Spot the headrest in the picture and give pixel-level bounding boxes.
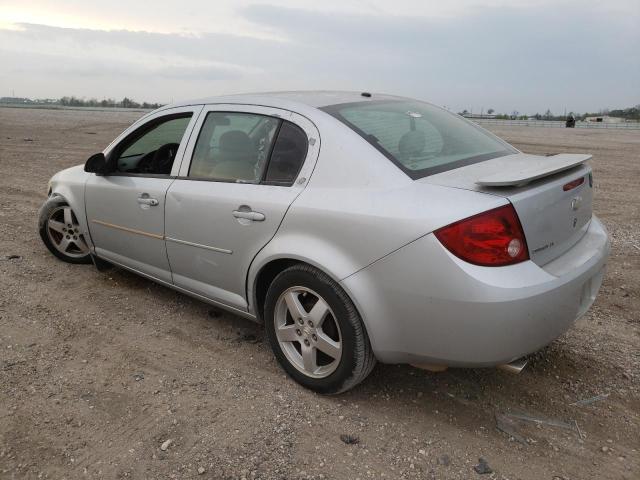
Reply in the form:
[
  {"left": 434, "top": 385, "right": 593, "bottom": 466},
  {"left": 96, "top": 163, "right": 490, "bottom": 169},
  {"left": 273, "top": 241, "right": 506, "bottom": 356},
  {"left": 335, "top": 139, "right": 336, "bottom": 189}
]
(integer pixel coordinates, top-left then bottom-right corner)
[{"left": 219, "top": 131, "right": 255, "bottom": 155}]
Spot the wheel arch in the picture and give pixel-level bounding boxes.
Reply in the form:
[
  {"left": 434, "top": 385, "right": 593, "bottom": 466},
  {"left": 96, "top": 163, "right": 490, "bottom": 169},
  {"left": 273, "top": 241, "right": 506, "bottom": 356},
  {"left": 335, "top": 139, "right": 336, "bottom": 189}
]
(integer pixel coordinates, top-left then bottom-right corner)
[
  {"left": 39, "top": 192, "right": 71, "bottom": 227},
  {"left": 46, "top": 166, "right": 93, "bottom": 250},
  {"left": 250, "top": 255, "right": 346, "bottom": 323},
  {"left": 47, "top": 188, "right": 92, "bottom": 250},
  {"left": 248, "top": 252, "right": 380, "bottom": 365},
  {"left": 247, "top": 228, "right": 376, "bottom": 322},
  {"left": 38, "top": 192, "right": 93, "bottom": 264}
]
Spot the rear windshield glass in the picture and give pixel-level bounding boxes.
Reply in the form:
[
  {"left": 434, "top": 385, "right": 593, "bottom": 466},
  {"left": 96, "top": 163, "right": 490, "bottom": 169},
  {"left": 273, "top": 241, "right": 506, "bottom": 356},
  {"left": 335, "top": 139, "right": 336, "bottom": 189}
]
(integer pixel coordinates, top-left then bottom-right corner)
[{"left": 322, "top": 100, "right": 517, "bottom": 179}]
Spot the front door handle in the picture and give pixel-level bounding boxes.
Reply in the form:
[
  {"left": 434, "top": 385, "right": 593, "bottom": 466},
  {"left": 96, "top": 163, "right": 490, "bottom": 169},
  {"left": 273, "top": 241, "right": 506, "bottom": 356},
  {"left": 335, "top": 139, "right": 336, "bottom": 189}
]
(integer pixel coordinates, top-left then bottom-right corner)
[
  {"left": 137, "top": 195, "right": 159, "bottom": 206},
  {"left": 232, "top": 210, "right": 265, "bottom": 221}
]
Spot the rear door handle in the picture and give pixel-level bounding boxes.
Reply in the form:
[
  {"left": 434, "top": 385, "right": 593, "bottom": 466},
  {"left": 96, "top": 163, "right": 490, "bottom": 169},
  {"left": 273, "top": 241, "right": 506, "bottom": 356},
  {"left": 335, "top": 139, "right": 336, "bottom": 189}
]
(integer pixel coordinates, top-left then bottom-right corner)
[
  {"left": 232, "top": 210, "right": 265, "bottom": 221},
  {"left": 137, "top": 195, "right": 159, "bottom": 206}
]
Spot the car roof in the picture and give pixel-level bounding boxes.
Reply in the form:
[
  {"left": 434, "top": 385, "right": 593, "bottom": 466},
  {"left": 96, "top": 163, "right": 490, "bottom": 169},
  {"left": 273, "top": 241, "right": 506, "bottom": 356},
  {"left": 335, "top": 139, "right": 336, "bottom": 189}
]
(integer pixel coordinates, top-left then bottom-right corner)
[{"left": 165, "top": 90, "right": 407, "bottom": 112}]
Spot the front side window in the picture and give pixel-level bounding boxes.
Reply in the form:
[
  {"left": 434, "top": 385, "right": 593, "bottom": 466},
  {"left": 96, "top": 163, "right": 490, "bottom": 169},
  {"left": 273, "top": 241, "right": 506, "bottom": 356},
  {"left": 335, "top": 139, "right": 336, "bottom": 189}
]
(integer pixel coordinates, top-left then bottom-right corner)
[
  {"left": 113, "top": 114, "right": 192, "bottom": 175},
  {"left": 189, "top": 112, "right": 280, "bottom": 182},
  {"left": 322, "top": 100, "right": 516, "bottom": 179}
]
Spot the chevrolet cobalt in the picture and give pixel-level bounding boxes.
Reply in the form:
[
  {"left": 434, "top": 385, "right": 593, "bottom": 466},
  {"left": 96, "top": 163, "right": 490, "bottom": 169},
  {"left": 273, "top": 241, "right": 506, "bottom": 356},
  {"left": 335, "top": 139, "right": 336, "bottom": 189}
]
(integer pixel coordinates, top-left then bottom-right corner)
[{"left": 39, "top": 92, "right": 610, "bottom": 393}]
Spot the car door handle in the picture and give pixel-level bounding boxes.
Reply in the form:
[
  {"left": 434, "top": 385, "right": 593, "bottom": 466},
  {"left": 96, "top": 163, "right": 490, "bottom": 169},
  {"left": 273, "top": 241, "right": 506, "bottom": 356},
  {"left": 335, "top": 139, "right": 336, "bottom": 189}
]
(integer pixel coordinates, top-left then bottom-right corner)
[
  {"left": 137, "top": 196, "right": 159, "bottom": 206},
  {"left": 232, "top": 210, "right": 265, "bottom": 221}
]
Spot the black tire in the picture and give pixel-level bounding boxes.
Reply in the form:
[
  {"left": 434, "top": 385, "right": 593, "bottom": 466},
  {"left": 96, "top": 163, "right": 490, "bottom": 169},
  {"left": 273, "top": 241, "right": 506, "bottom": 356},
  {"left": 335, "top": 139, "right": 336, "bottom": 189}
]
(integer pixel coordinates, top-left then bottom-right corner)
[
  {"left": 38, "top": 196, "right": 92, "bottom": 264},
  {"left": 264, "top": 264, "right": 376, "bottom": 394}
]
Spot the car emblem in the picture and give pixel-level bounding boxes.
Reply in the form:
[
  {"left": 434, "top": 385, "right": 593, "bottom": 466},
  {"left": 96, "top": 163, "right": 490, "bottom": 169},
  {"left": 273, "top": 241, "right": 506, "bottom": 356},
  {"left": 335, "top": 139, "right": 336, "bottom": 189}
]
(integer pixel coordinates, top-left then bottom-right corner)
[{"left": 571, "top": 196, "right": 582, "bottom": 211}]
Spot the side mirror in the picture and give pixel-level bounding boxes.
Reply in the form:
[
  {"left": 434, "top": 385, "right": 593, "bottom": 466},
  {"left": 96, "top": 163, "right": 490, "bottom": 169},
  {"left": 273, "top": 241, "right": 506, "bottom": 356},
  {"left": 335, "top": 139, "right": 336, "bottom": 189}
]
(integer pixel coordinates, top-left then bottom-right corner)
[{"left": 84, "top": 152, "right": 108, "bottom": 175}]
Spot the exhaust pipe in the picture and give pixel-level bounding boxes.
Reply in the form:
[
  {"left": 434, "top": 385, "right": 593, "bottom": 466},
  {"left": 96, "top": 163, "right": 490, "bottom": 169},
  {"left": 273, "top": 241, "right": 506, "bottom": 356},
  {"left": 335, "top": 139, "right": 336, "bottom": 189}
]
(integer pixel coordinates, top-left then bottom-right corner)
[{"left": 497, "top": 358, "right": 528, "bottom": 374}]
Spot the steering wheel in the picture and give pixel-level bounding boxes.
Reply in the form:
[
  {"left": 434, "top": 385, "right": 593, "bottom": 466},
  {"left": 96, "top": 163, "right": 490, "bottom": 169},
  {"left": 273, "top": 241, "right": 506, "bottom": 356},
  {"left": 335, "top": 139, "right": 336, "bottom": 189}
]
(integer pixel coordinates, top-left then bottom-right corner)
[
  {"left": 151, "top": 143, "right": 180, "bottom": 175},
  {"left": 132, "top": 143, "right": 180, "bottom": 174},
  {"left": 135, "top": 150, "right": 157, "bottom": 173}
]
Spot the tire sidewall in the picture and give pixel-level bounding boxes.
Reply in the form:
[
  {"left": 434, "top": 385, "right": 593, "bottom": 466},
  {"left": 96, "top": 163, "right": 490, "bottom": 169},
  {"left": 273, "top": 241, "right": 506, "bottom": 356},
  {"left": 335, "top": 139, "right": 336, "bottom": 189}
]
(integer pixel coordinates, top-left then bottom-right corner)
[
  {"left": 265, "top": 266, "right": 360, "bottom": 394},
  {"left": 38, "top": 196, "right": 92, "bottom": 264}
]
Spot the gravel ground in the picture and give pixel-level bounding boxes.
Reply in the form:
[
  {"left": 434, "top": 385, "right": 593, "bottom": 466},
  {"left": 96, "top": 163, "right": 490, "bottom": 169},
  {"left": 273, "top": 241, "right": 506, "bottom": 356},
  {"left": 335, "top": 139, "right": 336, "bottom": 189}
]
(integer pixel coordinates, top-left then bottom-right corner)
[{"left": 0, "top": 107, "right": 638, "bottom": 480}]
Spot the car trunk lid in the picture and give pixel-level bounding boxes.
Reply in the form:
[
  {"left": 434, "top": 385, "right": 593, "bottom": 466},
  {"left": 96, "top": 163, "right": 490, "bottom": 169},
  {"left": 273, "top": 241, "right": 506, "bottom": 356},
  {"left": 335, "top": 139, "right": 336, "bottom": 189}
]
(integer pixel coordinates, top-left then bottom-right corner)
[{"left": 421, "top": 153, "right": 593, "bottom": 266}]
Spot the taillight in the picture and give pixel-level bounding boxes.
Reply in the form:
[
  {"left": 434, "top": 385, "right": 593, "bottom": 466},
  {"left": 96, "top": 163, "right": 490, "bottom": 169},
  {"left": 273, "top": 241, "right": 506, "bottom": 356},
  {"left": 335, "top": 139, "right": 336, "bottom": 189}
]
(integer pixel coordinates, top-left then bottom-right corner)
[
  {"left": 563, "top": 177, "right": 584, "bottom": 191},
  {"left": 434, "top": 204, "right": 529, "bottom": 266}
]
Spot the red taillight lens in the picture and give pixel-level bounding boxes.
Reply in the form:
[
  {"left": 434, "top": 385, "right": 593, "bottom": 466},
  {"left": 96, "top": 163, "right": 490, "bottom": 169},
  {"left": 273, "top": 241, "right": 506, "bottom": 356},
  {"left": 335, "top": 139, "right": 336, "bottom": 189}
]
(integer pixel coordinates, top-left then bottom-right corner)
[
  {"left": 434, "top": 204, "right": 529, "bottom": 266},
  {"left": 563, "top": 177, "right": 584, "bottom": 191}
]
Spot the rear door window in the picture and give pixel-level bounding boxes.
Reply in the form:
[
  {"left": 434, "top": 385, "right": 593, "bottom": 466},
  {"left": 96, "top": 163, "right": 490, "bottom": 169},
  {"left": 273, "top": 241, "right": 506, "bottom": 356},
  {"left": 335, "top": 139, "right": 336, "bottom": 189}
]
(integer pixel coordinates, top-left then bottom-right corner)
[
  {"left": 189, "top": 112, "right": 280, "bottom": 183},
  {"left": 189, "top": 112, "right": 308, "bottom": 186}
]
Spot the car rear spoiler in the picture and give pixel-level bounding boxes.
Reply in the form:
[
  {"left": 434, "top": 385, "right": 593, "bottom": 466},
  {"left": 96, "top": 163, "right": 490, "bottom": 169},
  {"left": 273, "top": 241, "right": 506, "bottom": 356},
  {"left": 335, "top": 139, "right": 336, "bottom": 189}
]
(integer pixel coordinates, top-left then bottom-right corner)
[{"left": 476, "top": 153, "right": 592, "bottom": 187}]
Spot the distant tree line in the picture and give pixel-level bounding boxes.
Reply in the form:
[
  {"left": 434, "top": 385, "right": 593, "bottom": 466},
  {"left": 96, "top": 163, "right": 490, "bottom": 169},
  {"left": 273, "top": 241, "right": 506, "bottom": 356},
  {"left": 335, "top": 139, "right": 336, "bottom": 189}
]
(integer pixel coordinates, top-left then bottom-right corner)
[
  {"left": 58, "top": 96, "right": 162, "bottom": 109},
  {"left": 460, "top": 105, "right": 640, "bottom": 122},
  {"left": 582, "top": 106, "right": 640, "bottom": 121}
]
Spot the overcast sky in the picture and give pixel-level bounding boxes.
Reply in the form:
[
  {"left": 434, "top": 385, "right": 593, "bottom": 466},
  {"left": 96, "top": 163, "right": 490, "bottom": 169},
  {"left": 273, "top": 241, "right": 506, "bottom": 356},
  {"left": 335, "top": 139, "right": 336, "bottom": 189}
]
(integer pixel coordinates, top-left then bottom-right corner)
[{"left": 0, "top": 0, "right": 638, "bottom": 113}]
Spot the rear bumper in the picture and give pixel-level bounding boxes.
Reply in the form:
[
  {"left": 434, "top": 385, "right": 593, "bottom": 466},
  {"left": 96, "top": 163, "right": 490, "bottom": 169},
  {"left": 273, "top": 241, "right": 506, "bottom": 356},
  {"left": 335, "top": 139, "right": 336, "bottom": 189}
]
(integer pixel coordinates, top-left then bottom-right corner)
[{"left": 341, "top": 216, "right": 610, "bottom": 366}]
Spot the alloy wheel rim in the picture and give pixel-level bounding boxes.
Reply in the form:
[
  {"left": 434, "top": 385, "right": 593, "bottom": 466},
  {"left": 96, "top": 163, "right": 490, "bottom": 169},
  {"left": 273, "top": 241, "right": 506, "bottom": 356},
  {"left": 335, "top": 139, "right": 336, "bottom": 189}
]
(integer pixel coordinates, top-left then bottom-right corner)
[
  {"left": 274, "top": 286, "right": 342, "bottom": 379},
  {"left": 46, "top": 206, "right": 90, "bottom": 258}
]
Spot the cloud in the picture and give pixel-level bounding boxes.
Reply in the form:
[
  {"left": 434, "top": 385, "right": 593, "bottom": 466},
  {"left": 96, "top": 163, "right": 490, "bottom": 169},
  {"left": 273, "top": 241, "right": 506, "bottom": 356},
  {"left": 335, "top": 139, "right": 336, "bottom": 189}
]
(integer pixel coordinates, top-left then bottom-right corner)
[
  {"left": 0, "top": 1, "right": 638, "bottom": 112},
  {"left": 2, "top": 23, "right": 263, "bottom": 76},
  {"left": 240, "top": 3, "right": 640, "bottom": 112}
]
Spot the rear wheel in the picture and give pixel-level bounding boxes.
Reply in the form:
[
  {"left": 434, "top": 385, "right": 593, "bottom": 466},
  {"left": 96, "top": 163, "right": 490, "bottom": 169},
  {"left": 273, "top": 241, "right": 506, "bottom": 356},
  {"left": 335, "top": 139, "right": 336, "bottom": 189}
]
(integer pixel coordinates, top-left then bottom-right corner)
[
  {"left": 264, "top": 264, "right": 376, "bottom": 394},
  {"left": 38, "top": 197, "right": 91, "bottom": 264}
]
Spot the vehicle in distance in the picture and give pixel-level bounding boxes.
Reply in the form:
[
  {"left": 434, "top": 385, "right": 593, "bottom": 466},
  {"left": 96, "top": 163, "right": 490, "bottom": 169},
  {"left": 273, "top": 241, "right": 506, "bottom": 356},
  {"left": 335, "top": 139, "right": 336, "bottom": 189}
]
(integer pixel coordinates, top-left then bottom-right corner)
[{"left": 39, "top": 91, "right": 610, "bottom": 393}]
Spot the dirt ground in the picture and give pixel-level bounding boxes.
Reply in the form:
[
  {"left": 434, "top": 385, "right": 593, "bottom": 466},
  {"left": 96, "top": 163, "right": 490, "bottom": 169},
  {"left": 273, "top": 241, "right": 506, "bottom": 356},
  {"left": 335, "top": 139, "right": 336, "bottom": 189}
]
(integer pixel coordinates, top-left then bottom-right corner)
[{"left": 0, "top": 107, "right": 638, "bottom": 480}]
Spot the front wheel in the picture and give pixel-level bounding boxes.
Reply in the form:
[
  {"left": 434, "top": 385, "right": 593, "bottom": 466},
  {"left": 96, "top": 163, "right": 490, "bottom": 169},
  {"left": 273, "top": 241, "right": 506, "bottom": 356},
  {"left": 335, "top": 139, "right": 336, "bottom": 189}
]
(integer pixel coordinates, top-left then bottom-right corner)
[
  {"left": 38, "top": 196, "right": 92, "bottom": 264},
  {"left": 264, "top": 264, "right": 376, "bottom": 394}
]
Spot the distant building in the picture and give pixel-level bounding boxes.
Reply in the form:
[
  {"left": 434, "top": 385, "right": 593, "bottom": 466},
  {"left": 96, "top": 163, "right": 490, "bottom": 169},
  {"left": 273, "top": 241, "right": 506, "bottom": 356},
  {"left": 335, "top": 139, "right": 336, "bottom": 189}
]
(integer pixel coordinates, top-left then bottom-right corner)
[{"left": 0, "top": 97, "right": 33, "bottom": 104}]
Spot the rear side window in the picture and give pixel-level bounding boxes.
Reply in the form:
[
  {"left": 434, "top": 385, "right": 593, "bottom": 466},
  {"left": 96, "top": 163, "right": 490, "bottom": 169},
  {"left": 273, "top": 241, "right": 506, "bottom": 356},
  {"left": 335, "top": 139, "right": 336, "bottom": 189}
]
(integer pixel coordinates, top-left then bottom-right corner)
[
  {"left": 264, "top": 122, "right": 308, "bottom": 186},
  {"left": 322, "top": 100, "right": 516, "bottom": 179}
]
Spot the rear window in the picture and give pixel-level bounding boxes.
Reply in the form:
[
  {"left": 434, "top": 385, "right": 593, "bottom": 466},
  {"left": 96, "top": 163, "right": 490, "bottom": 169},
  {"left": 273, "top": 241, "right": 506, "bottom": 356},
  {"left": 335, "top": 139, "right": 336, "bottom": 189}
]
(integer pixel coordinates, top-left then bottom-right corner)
[{"left": 322, "top": 100, "right": 517, "bottom": 179}]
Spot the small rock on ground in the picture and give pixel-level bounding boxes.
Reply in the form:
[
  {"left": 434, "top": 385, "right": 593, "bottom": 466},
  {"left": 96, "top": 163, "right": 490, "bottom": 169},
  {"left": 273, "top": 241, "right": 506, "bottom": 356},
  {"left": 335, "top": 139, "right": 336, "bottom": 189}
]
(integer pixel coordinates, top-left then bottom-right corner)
[
  {"left": 474, "top": 457, "right": 493, "bottom": 474},
  {"left": 340, "top": 434, "right": 359, "bottom": 445}
]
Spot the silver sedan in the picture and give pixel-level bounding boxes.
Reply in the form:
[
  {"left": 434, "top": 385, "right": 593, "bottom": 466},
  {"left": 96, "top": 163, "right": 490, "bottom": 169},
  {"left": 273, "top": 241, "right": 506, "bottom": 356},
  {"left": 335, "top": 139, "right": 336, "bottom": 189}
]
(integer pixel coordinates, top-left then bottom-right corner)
[{"left": 39, "top": 91, "right": 610, "bottom": 393}]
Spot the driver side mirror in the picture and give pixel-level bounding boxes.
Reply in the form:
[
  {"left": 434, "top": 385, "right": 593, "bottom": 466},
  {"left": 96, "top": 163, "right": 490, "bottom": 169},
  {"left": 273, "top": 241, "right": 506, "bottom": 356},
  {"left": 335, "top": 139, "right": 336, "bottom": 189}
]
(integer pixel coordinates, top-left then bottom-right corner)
[{"left": 84, "top": 152, "right": 108, "bottom": 175}]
